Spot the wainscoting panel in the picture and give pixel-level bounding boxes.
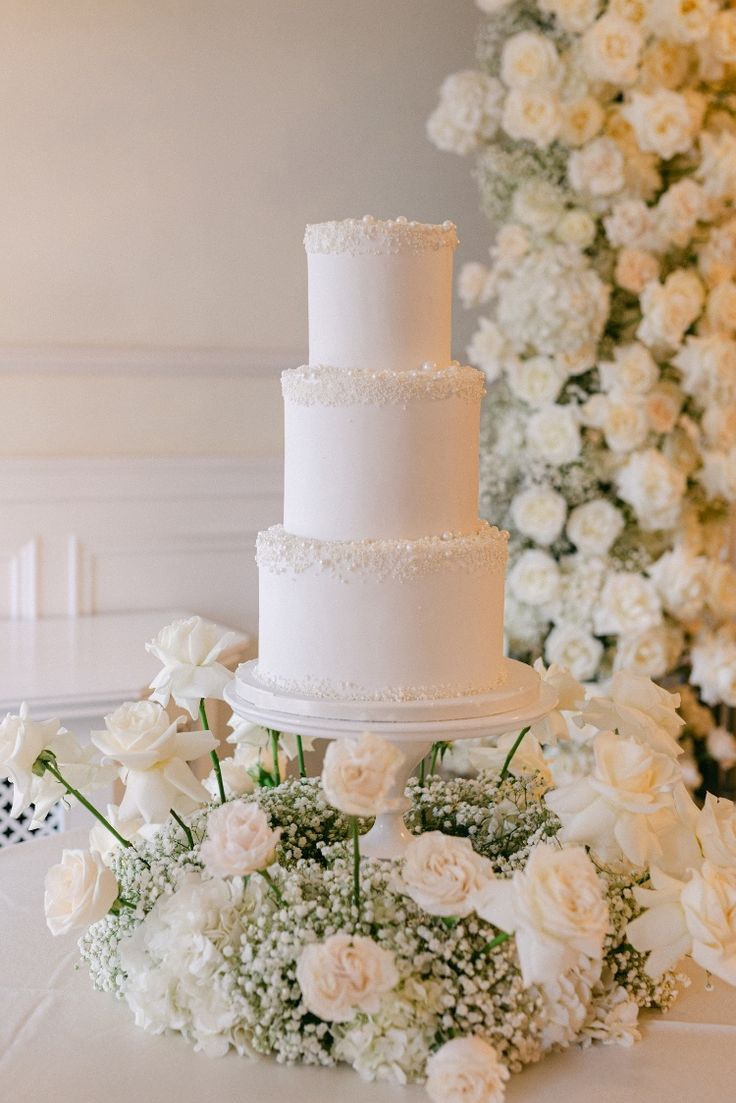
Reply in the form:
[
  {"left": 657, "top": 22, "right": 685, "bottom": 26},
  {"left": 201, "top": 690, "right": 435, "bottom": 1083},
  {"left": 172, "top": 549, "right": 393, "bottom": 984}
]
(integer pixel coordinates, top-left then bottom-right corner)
[{"left": 0, "top": 457, "right": 282, "bottom": 632}]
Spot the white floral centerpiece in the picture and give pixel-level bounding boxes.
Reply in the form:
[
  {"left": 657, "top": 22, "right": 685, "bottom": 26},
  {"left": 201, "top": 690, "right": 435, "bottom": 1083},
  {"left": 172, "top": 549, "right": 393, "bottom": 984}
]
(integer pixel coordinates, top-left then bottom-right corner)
[
  {"left": 428, "top": 0, "right": 736, "bottom": 781},
  {"left": 3, "top": 617, "right": 736, "bottom": 1101}
]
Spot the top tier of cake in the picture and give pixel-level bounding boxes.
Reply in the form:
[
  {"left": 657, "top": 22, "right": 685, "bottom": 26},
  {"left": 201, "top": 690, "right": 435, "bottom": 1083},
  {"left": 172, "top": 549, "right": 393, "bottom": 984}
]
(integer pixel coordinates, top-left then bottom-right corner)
[{"left": 305, "top": 215, "right": 458, "bottom": 372}]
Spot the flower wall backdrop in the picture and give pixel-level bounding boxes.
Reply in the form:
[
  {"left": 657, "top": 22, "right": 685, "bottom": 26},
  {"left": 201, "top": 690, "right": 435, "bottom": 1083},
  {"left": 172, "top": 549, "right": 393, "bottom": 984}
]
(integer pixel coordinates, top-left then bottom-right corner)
[{"left": 428, "top": 0, "right": 736, "bottom": 781}]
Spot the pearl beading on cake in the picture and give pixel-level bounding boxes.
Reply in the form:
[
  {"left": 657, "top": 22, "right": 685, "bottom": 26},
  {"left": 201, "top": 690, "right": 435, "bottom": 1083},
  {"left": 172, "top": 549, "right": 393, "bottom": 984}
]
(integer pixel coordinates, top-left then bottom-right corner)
[
  {"left": 256, "top": 523, "right": 508, "bottom": 583},
  {"left": 251, "top": 664, "right": 510, "bottom": 703},
  {"left": 282, "top": 362, "right": 485, "bottom": 407},
  {"left": 304, "top": 215, "right": 458, "bottom": 256}
]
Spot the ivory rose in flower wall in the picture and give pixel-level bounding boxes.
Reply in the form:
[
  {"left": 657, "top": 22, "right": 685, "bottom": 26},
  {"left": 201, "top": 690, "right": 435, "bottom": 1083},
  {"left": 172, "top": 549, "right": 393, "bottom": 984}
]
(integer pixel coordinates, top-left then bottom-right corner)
[{"left": 428, "top": 0, "right": 736, "bottom": 775}]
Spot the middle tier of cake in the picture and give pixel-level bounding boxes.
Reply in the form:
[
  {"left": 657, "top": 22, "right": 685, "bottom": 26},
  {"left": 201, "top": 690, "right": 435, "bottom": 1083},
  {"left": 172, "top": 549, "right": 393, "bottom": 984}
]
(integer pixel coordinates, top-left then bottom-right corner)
[{"left": 255, "top": 522, "right": 508, "bottom": 703}]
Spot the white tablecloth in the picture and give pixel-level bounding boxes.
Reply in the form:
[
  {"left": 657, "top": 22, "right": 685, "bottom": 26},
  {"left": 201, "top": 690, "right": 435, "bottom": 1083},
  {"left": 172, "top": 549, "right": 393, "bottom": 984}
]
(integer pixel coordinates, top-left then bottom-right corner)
[{"left": 2, "top": 830, "right": 735, "bottom": 1103}]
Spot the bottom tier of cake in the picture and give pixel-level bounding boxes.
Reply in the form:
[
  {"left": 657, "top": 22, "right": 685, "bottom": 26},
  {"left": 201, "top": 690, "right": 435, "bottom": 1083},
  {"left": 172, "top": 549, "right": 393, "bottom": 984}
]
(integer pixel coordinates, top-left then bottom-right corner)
[{"left": 255, "top": 522, "right": 508, "bottom": 703}]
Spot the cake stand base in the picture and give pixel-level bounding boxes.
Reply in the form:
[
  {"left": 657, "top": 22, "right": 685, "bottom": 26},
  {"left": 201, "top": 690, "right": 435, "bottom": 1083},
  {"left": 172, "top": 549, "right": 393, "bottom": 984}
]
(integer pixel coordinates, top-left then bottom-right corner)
[{"left": 224, "top": 669, "right": 557, "bottom": 859}]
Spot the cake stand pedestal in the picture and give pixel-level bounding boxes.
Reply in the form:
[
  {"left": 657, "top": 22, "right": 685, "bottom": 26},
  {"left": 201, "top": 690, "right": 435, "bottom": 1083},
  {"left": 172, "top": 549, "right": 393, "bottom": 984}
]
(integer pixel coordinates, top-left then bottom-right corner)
[{"left": 224, "top": 666, "right": 557, "bottom": 859}]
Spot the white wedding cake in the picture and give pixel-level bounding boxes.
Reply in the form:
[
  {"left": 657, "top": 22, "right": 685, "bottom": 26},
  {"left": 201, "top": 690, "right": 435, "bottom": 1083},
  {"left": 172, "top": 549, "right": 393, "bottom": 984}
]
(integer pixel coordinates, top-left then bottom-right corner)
[{"left": 235, "top": 216, "right": 539, "bottom": 722}]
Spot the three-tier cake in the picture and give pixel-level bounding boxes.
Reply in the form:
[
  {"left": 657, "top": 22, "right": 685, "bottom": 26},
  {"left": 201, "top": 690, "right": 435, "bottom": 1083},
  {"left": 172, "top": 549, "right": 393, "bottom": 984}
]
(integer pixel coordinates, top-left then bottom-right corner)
[{"left": 231, "top": 215, "right": 541, "bottom": 725}]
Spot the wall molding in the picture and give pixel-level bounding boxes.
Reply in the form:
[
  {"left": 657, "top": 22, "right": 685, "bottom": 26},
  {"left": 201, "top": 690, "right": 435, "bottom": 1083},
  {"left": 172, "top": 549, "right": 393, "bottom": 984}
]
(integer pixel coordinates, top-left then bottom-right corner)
[{"left": 0, "top": 344, "right": 304, "bottom": 378}]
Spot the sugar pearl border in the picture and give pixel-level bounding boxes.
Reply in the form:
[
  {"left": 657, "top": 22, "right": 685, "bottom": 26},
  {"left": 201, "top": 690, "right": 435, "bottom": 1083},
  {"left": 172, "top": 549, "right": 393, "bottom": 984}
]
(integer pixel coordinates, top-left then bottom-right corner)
[
  {"left": 252, "top": 664, "right": 509, "bottom": 703},
  {"left": 304, "top": 215, "right": 458, "bottom": 256},
  {"left": 256, "top": 523, "right": 508, "bottom": 583},
  {"left": 282, "top": 363, "right": 485, "bottom": 407}
]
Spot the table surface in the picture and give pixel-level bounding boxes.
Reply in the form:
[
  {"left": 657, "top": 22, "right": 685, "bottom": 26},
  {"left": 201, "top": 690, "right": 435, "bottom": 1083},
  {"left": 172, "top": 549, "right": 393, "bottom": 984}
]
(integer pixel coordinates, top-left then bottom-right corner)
[
  {"left": 0, "top": 610, "right": 250, "bottom": 714},
  {"left": 2, "top": 829, "right": 735, "bottom": 1103}
]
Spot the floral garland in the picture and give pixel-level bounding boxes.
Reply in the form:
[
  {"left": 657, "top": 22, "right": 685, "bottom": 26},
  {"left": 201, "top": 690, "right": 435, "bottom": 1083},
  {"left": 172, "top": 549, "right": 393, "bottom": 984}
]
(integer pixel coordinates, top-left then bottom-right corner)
[
  {"left": 427, "top": 0, "right": 736, "bottom": 781},
  {"left": 4, "top": 616, "right": 736, "bottom": 1103}
]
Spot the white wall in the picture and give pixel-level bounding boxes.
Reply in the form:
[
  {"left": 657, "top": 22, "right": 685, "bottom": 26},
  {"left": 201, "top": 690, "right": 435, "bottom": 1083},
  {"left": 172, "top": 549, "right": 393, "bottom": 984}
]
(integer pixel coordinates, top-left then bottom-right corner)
[{"left": 0, "top": 0, "right": 487, "bottom": 458}]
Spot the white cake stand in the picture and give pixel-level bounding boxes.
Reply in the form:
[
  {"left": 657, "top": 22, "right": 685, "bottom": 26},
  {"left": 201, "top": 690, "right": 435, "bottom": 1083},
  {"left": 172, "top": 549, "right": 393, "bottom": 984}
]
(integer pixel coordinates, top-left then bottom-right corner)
[{"left": 224, "top": 660, "right": 557, "bottom": 859}]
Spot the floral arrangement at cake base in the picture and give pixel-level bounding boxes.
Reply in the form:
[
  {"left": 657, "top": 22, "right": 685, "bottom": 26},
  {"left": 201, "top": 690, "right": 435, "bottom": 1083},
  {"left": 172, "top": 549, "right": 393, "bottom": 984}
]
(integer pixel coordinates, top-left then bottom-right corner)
[
  {"left": 3, "top": 617, "right": 736, "bottom": 1101},
  {"left": 427, "top": 0, "right": 736, "bottom": 786}
]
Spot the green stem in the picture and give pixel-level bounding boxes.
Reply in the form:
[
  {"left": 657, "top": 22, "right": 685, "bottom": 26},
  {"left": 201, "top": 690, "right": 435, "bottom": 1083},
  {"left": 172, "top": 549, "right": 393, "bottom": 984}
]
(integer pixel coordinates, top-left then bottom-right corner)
[
  {"left": 170, "top": 808, "right": 194, "bottom": 849},
  {"left": 268, "top": 729, "right": 281, "bottom": 785},
  {"left": 260, "top": 868, "right": 283, "bottom": 903},
  {"left": 429, "top": 742, "right": 442, "bottom": 777},
  {"left": 351, "top": 815, "right": 361, "bottom": 912},
  {"left": 296, "top": 735, "right": 307, "bottom": 779},
  {"left": 200, "top": 698, "right": 225, "bottom": 805},
  {"left": 43, "top": 761, "right": 132, "bottom": 849},
  {"left": 116, "top": 897, "right": 136, "bottom": 910},
  {"left": 417, "top": 758, "right": 426, "bottom": 787},
  {"left": 499, "top": 726, "right": 531, "bottom": 782},
  {"left": 481, "top": 931, "right": 511, "bottom": 953}
]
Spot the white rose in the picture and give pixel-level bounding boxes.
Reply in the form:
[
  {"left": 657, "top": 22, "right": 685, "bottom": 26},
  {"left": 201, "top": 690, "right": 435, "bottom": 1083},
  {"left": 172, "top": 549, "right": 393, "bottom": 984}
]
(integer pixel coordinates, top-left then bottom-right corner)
[
  {"left": 545, "top": 624, "right": 603, "bottom": 681},
  {"left": 603, "top": 198, "right": 658, "bottom": 250},
  {"left": 91, "top": 699, "right": 216, "bottom": 824},
  {"left": 199, "top": 801, "right": 281, "bottom": 878},
  {"left": 426, "top": 1036, "right": 509, "bottom": 1103},
  {"left": 616, "top": 448, "right": 686, "bottom": 531},
  {"left": 501, "top": 32, "right": 563, "bottom": 91},
  {"left": 512, "top": 180, "right": 565, "bottom": 233},
  {"left": 458, "top": 262, "right": 493, "bottom": 309},
  {"left": 594, "top": 571, "right": 663, "bottom": 636},
  {"left": 467, "top": 317, "right": 509, "bottom": 383},
  {"left": 696, "top": 794, "right": 736, "bottom": 867},
  {"left": 578, "top": 671, "right": 684, "bottom": 757},
  {"left": 507, "top": 355, "right": 565, "bottom": 406},
  {"left": 582, "top": 14, "right": 643, "bottom": 85},
  {"left": 599, "top": 342, "right": 659, "bottom": 394},
  {"left": 657, "top": 180, "right": 705, "bottom": 248},
  {"left": 502, "top": 89, "right": 562, "bottom": 148},
  {"left": 681, "top": 862, "right": 736, "bottom": 985},
  {"left": 697, "top": 131, "right": 736, "bottom": 202},
  {"left": 638, "top": 269, "right": 704, "bottom": 351},
  {"left": 613, "top": 627, "right": 681, "bottom": 679},
  {"left": 623, "top": 90, "right": 694, "bottom": 159},
  {"left": 649, "top": 0, "right": 718, "bottom": 43},
  {"left": 555, "top": 209, "right": 597, "bottom": 247},
  {"left": 691, "top": 628, "right": 736, "bottom": 706},
  {"left": 627, "top": 866, "right": 692, "bottom": 977},
  {"left": 203, "top": 754, "right": 256, "bottom": 800},
  {"left": 566, "top": 499, "right": 625, "bottom": 555},
  {"left": 538, "top": 0, "right": 599, "bottom": 33},
  {"left": 476, "top": 842, "right": 609, "bottom": 987},
  {"left": 647, "top": 547, "right": 708, "bottom": 620},
  {"left": 615, "top": 248, "right": 660, "bottom": 293},
  {"left": 469, "top": 730, "right": 553, "bottom": 786},
  {"left": 546, "top": 731, "right": 682, "bottom": 867},
  {"left": 510, "top": 485, "right": 567, "bottom": 546},
  {"left": 296, "top": 934, "right": 399, "bottom": 1022},
  {"left": 508, "top": 549, "right": 560, "bottom": 606},
  {"left": 706, "top": 281, "right": 736, "bottom": 334},
  {"left": 526, "top": 404, "right": 581, "bottom": 465},
  {"left": 321, "top": 731, "right": 403, "bottom": 817},
  {"left": 146, "top": 616, "right": 236, "bottom": 719},
  {"left": 399, "top": 831, "right": 494, "bottom": 917},
  {"left": 569, "top": 138, "right": 625, "bottom": 197},
  {"left": 0, "top": 703, "right": 65, "bottom": 819},
  {"left": 600, "top": 394, "right": 649, "bottom": 452},
  {"left": 706, "top": 727, "right": 736, "bottom": 769},
  {"left": 44, "top": 848, "right": 119, "bottom": 936},
  {"left": 560, "top": 97, "right": 605, "bottom": 146}
]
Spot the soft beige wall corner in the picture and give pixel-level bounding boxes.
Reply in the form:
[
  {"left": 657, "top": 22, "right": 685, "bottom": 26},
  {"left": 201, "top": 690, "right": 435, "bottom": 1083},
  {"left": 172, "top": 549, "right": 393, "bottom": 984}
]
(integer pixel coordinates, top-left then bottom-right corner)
[{"left": 0, "top": 0, "right": 487, "bottom": 459}]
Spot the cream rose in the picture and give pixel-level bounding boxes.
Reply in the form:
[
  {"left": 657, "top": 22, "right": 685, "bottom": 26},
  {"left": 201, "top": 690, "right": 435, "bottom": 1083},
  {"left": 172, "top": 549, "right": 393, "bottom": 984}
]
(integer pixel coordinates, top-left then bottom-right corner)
[
  {"left": 706, "top": 281, "right": 736, "bottom": 333},
  {"left": 526, "top": 404, "right": 582, "bottom": 465},
  {"left": 399, "top": 831, "right": 494, "bottom": 917},
  {"left": 681, "top": 862, "right": 736, "bottom": 985},
  {"left": 507, "top": 355, "right": 565, "bottom": 407},
  {"left": 645, "top": 382, "right": 683, "bottom": 433},
  {"left": 146, "top": 616, "right": 236, "bottom": 719},
  {"left": 458, "top": 262, "right": 493, "bottom": 309},
  {"left": 600, "top": 395, "right": 649, "bottom": 452},
  {"left": 582, "top": 14, "right": 643, "bottom": 85},
  {"left": 657, "top": 179, "right": 705, "bottom": 248},
  {"left": 199, "top": 801, "right": 281, "bottom": 878},
  {"left": 696, "top": 794, "right": 736, "bottom": 867},
  {"left": 296, "top": 934, "right": 399, "bottom": 1022},
  {"left": 566, "top": 499, "right": 625, "bottom": 555},
  {"left": 604, "top": 199, "right": 658, "bottom": 251},
  {"left": 599, "top": 342, "right": 659, "bottom": 394},
  {"left": 427, "top": 71, "right": 505, "bottom": 155},
  {"left": 638, "top": 269, "right": 704, "bottom": 351},
  {"left": 639, "top": 39, "right": 692, "bottom": 89},
  {"left": 426, "top": 1037, "right": 509, "bottom": 1103},
  {"left": 502, "top": 89, "right": 562, "bottom": 148},
  {"left": 616, "top": 448, "right": 686, "bottom": 531},
  {"left": 560, "top": 97, "right": 605, "bottom": 147},
  {"left": 501, "top": 32, "right": 563, "bottom": 90},
  {"left": 321, "top": 731, "right": 403, "bottom": 817},
  {"left": 649, "top": 0, "right": 718, "bottom": 43},
  {"left": 579, "top": 671, "right": 684, "bottom": 757},
  {"left": 647, "top": 547, "right": 708, "bottom": 620},
  {"left": 44, "top": 849, "right": 119, "bottom": 936},
  {"left": 707, "top": 727, "right": 736, "bottom": 769},
  {"left": 705, "top": 561, "right": 736, "bottom": 618},
  {"left": 510, "top": 485, "right": 567, "bottom": 546},
  {"left": 697, "top": 132, "right": 736, "bottom": 203},
  {"left": 615, "top": 247, "right": 660, "bottom": 294},
  {"left": 623, "top": 90, "right": 694, "bottom": 159},
  {"left": 508, "top": 549, "right": 561, "bottom": 606},
  {"left": 594, "top": 571, "right": 663, "bottom": 636},
  {"left": 0, "top": 703, "right": 65, "bottom": 819},
  {"left": 569, "top": 137, "right": 625, "bottom": 197},
  {"left": 469, "top": 730, "right": 553, "bottom": 786},
  {"left": 613, "top": 627, "right": 681, "bottom": 679},
  {"left": 555, "top": 209, "right": 597, "bottom": 248},
  {"left": 476, "top": 843, "right": 609, "bottom": 987},
  {"left": 545, "top": 623, "right": 604, "bottom": 681}
]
